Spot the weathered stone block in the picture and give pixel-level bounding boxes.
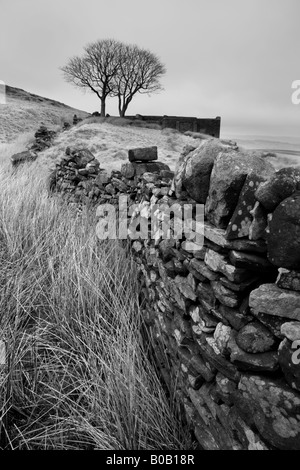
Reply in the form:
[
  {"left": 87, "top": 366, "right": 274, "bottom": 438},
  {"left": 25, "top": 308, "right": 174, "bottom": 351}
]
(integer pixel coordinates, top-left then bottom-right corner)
[
  {"left": 226, "top": 171, "right": 273, "bottom": 239},
  {"left": 249, "top": 283, "right": 300, "bottom": 321},
  {"left": 255, "top": 167, "right": 300, "bottom": 212},
  {"left": 228, "top": 335, "right": 279, "bottom": 372},
  {"left": 204, "top": 249, "right": 249, "bottom": 283},
  {"left": 238, "top": 375, "right": 300, "bottom": 450},
  {"left": 205, "top": 150, "right": 274, "bottom": 228},
  {"left": 236, "top": 321, "right": 276, "bottom": 353},
  {"left": 267, "top": 192, "right": 300, "bottom": 270},
  {"left": 128, "top": 146, "right": 158, "bottom": 162}
]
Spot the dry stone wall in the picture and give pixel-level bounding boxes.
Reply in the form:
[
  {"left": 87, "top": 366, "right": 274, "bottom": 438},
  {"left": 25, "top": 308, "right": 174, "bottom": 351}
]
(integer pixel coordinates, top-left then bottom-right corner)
[
  {"left": 11, "top": 125, "right": 56, "bottom": 167},
  {"left": 49, "top": 137, "right": 300, "bottom": 450}
]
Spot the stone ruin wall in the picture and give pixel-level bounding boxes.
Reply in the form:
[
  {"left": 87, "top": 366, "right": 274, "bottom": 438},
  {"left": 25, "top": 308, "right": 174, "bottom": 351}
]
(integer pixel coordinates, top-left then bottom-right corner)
[
  {"left": 45, "top": 136, "right": 300, "bottom": 450},
  {"left": 124, "top": 115, "right": 221, "bottom": 138}
]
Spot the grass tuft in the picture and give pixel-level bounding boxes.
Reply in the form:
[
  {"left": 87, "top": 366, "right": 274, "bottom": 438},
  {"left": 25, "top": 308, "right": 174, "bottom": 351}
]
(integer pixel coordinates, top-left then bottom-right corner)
[{"left": 0, "top": 160, "right": 190, "bottom": 450}]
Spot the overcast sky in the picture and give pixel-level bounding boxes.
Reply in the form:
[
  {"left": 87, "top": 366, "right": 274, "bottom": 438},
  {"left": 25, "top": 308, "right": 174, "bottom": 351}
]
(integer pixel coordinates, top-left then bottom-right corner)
[{"left": 1, "top": 0, "right": 299, "bottom": 137}]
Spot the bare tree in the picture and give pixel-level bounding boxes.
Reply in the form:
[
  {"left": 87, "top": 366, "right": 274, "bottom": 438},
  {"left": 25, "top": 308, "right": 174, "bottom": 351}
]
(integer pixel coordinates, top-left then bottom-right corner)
[
  {"left": 61, "top": 39, "right": 166, "bottom": 117},
  {"left": 61, "top": 39, "right": 122, "bottom": 116},
  {"left": 115, "top": 44, "right": 166, "bottom": 117}
]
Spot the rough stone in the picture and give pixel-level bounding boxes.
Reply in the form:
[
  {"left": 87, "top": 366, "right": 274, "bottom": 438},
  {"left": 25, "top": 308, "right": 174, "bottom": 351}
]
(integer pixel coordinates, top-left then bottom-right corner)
[
  {"left": 276, "top": 269, "right": 300, "bottom": 291},
  {"left": 219, "top": 275, "right": 259, "bottom": 293},
  {"left": 204, "top": 249, "right": 250, "bottom": 283},
  {"left": 196, "top": 282, "right": 217, "bottom": 307},
  {"left": 236, "top": 321, "right": 276, "bottom": 353},
  {"left": 226, "top": 170, "right": 273, "bottom": 239},
  {"left": 205, "top": 150, "right": 274, "bottom": 228},
  {"left": 281, "top": 322, "right": 300, "bottom": 342},
  {"left": 181, "top": 139, "right": 229, "bottom": 203},
  {"left": 175, "top": 274, "right": 197, "bottom": 301},
  {"left": 197, "top": 334, "right": 240, "bottom": 382},
  {"left": 204, "top": 222, "right": 267, "bottom": 253},
  {"left": 238, "top": 375, "right": 300, "bottom": 450},
  {"left": 249, "top": 284, "right": 300, "bottom": 321},
  {"left": 278, "top": 338, "right": 300, "bottom": 392},
  {"left": 251, "top": 311, "right": 286, "bottom": 339},
  {"left": 255, "top": 167, "right": 300, "bottom": 212},
  {"left": 132, "top": 161, "right": 171, "bottom": 177},
  {"left": 121, "top": 162, "right": 135, "bottom": 179},
  {"left": 267, "top": 192, "right": 300, "bottom": 269},
  {"left": 11, "top": 150, "right": 37, "bottom": 166},
  {"left": 72, "top": 148, "right": 95, "bottom": 167},
  {"left": 213, "top": 323, "right": 232, "bottom": 355},
  {"left": 218, "top": 304, "right": 253, "bottom": 331},
  {"left": 189, "top": 258, "right": 219, "bottom": 281},
  {"left": 211, "top": 281, "right": 239, "bottom": 308},
  {"left": 228, "top": 335, "right": 279, "bottom": 372}
]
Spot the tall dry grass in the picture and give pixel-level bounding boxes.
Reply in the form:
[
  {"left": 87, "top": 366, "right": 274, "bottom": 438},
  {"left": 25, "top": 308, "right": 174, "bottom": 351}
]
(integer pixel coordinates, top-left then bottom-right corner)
[{"left": 0, "top": 159, "right": 190, "bottom": 450}]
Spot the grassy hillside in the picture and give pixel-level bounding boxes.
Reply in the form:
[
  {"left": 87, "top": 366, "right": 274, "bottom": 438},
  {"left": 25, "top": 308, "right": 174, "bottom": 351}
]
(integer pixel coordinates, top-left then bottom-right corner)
[
  {"left": 0, "top": 85, "right": 90, "bottom": 143},
  {"left": 38, "top": 117, "right": 205, "bottom": 173}
]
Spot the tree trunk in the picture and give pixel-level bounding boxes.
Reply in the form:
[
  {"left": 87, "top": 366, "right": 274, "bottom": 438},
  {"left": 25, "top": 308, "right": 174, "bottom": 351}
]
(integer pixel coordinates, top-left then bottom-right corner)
[
  {"left": 118, "top": 94, "right": 122, "bottom": 117},
  {"left": 100, "top": 98, "right": 106, "bottom": 117}
]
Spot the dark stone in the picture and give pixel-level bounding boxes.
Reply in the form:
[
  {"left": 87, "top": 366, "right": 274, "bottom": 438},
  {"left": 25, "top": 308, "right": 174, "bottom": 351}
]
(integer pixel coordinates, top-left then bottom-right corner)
[
  {"left": 11, "top": 150, "right": 37, "bottom": 166},
  {"left": 196, "top": 282, "right": 217, "bottom": 307},
  {"left": 218, "top": 304, "right": 253, "bottom": 331},
  {"left": 226, "top": 171, "right": 273, "bottom": 239},
  {"left": 177, "top": 347, "right": 215, "bottom": 381},
  {"left": 219, "top": 275, "right": 259, "bottom": 293},
  {"left": 72, "top": 148, "right": 95, "bottom": 168},
  {"left": 278, "top": 338, "right": 300, "bottom": 392},
  {"left": 228, "top": 335, "right": 279, "bottom": 372},
  {"left": 128, "top": 146, "right": 158, "bottom": 162},
  {"left": 229, "top": 250, "right": 275, "bottom": 272},
  {"left": 132, "top": 161, "right": 171, "bottom": 177},
  {"left": 174, "top": 259, "right": 189, "bottom": 276},
  {"left": 183, "top": 260, "right": 206, "bottom": 281},
  {"left": 111, "top": 178, "right": 128, "bottom": 192},
  {"left": 251, "top": 311, "right": 286, "bottom": 339},
  {"left": 158, "top": 239, "right": 176, "bottom": 261},
  {"left": 267, "top": 192, "right": 300, "bottom": 269},
  {"left": 211, "top": 281, "right": 239, "bottom": 308},
  {"left": 197, "top": 334, "right": 241, "bottom": 382},
  {"left": 255, "top": 167, "right": 300, "bottom": 212},
  {"left": 160, "top": 170, "right": 174, "bottom": 180},
  {"left": 236, "top": 321, "right": 276, "bottom": 353}
]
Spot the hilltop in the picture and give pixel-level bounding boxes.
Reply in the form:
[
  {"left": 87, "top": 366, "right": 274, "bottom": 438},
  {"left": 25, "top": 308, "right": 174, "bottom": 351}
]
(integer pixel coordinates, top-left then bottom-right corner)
[{"left": 0, "top": 85, "right": 90, "bottom": 143}]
